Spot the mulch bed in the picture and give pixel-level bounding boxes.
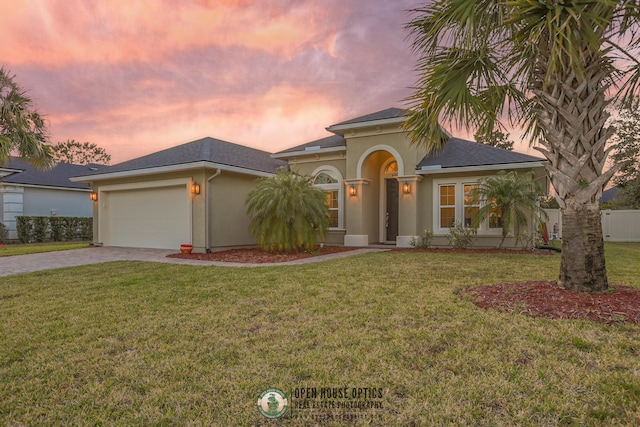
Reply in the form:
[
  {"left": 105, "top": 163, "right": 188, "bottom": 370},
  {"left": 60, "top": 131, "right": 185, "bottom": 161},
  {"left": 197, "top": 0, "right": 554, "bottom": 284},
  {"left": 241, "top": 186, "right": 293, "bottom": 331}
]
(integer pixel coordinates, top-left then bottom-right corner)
[
  {"left": 393, "top": 248, "right": 558, "bottom": 255},
  {"left": 462, "top": 281, "right": 640, "bottom": 324},
  {"left": 167, "top": 246, "right": 357, "bottom": 263}
]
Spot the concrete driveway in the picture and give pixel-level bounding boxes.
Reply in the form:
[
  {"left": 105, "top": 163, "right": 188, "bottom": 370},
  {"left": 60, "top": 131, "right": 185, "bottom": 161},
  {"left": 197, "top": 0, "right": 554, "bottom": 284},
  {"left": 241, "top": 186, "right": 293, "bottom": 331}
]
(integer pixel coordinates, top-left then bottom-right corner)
[{"left": 0, "top": 246, "right": 385, "bottom": 277}]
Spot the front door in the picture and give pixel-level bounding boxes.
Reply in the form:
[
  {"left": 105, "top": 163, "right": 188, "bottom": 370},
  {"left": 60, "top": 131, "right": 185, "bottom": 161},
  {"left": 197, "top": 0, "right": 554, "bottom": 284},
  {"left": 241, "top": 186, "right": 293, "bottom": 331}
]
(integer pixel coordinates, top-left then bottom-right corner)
[{"left": 385, "top": 179, "right": 399, "bottom": 242}]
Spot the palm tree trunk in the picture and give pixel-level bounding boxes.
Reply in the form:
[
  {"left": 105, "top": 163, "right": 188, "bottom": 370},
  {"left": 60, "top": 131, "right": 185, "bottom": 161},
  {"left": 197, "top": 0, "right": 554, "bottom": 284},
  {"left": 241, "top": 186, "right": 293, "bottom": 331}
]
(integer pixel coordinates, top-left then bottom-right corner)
[
  {"left": 532, "top": 51, "right": 617, "bottom": 292},
  {"left": 559, "top": 200, "right": 608, "bottom": 292}
]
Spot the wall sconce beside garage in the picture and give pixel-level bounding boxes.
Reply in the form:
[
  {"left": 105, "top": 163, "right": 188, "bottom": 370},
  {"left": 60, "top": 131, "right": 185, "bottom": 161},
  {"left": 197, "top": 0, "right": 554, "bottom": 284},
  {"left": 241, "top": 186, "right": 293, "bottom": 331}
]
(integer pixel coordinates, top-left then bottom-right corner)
[{"left": 191, "top": 182, "right": 201, "bottom": 195}]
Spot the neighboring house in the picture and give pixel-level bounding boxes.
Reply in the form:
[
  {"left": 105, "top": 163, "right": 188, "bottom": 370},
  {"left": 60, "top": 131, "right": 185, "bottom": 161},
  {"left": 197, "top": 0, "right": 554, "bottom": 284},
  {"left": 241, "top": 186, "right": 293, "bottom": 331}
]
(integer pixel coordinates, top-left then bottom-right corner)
[
  {"left": 0, "top": 159, "right": 99, "bottom": 240},
  {"left": 600, "top": 187, "right": 620, "bottom": 204},
  {"left": 72, "top": 108, "right": 546, "bottom": 251}
]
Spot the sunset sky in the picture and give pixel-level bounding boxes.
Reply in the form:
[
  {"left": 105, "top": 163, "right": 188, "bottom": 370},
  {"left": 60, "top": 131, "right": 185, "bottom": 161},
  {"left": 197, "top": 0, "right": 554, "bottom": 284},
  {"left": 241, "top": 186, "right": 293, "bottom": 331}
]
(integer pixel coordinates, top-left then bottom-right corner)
[{"left": 1, "top": 0, "right": 532, "bottom": 164}]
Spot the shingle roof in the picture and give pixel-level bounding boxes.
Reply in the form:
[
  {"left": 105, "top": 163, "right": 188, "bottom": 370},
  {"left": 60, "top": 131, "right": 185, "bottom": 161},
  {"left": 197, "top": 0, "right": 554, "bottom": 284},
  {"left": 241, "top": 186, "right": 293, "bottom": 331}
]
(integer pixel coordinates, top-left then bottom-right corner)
[
  {"left": 329, "top": 107, "right": 406, "bottom": 127},
  {"left": 601, "top": 187, "right": 620, "bottom": 203},
  {"left": 418, "top": 138, "right": 543, "bottom": 169},
  {"left": 274, "top": 134, "right": 346, "bottom": 155},
  {"left": 76, "top": 137, "right": 287, "bottom": 177},
  {"left": 0, "top": 158, "right": 100, "bottom": 189}
]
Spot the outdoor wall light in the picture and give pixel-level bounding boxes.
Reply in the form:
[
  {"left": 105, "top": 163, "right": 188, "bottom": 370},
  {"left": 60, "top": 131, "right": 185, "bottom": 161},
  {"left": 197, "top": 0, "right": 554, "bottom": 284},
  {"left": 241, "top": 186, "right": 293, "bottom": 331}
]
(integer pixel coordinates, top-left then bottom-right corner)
[
  {"left": 349, "top": 185, "right": 357, "bottom": 196},
  {"left": 403, "top": 183, "right": 411, "bottom": 194},
  {"left": 90, "top": 191, "right": 98, "bottom": 201},
  {"left": 191, "top": 182, "right": 201, "bottom": 195}
]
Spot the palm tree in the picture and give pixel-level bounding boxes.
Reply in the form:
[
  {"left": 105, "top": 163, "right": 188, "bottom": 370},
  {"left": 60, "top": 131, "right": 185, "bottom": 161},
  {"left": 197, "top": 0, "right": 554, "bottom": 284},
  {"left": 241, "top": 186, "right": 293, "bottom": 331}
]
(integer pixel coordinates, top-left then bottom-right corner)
[
  {"left": 1, "top": 67, "right": 54, "bottom": 169},
  {"left": 405, "top": 1, "right": 640, "bottom": 292},
  {"left": 246, "top": 169, "right": 329, "bottom": 252},
  {"left": 469, "top": 171, "right": 546, "bottom": 249}
]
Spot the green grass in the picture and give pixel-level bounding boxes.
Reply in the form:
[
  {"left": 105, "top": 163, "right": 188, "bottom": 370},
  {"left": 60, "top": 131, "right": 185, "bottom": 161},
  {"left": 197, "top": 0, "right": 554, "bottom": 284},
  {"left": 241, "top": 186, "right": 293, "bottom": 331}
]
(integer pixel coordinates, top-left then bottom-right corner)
[
  {"left": 1, "top": 243, "right": 639, "bottom": 425},
  {"left": 0, "top": 241, "right": 89, "bottom": 257}
]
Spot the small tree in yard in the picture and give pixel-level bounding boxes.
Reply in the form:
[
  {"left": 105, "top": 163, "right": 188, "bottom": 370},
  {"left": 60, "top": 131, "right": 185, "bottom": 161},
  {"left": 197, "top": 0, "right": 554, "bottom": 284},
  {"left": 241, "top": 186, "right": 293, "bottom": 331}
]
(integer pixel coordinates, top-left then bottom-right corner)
[
  {"left": 246, "top": 169, "right": 329, "bottom": 253},
  {"left": 470, "top": 171, "right": 546, "bottom": 249}
]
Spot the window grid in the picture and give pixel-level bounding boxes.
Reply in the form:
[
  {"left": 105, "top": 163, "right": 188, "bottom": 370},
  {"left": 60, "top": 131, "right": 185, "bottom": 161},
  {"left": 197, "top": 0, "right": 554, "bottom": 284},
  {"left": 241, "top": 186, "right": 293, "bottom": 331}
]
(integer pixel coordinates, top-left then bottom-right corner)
[
  {"left": 463, "top": 184, "right": 480, "bottom": 228},
  {"left": 439, "top": 185, "right": 456, "bottom": 229}
]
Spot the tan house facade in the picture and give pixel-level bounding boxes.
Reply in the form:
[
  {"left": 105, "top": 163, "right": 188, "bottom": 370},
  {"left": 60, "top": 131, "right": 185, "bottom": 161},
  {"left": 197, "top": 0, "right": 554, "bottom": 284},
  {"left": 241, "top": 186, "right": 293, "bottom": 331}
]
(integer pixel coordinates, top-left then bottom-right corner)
[{"left": 72, "top": 108, "right": 546, "bottom": 252}]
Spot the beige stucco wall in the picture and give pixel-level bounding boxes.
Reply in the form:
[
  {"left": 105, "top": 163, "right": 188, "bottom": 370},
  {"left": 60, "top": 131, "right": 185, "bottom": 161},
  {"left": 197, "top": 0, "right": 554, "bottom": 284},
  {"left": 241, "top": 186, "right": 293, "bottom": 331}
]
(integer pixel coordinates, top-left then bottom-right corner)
[
  {"left": 417, "top": 167, "right": 547, "bottom": 248},
  {"left": 207, "top": 171, "right": 258, "bottom": 249},
  {"left": 87, "top": 168, "right": 262, "bottom": 252}
]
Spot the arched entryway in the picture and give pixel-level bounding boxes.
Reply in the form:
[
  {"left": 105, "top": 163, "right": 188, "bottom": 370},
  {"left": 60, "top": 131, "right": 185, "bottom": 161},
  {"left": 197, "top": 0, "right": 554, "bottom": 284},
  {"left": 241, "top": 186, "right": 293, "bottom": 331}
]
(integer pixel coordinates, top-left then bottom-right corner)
[{"left": 346, "top": 145, "right": 403, "bottom": 245}]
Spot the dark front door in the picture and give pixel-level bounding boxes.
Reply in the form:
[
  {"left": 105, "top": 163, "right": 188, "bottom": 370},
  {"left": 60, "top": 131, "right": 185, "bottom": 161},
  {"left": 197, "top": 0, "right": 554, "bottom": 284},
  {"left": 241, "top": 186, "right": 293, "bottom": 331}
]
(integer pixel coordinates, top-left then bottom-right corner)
[{"left": 385, "top": 179, "right": 399, "bottom": 242}]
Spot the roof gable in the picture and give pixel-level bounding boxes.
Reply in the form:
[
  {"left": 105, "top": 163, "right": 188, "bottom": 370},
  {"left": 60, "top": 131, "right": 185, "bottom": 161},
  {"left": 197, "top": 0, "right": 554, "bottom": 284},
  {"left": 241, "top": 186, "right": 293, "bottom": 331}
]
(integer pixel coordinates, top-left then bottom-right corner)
[
  {"left": 329, "top": 108, "right": 406, "bottom": 127},
  {"left": 0, "top": 159, "right": 101, "bottom": 189},
  {"left": 418, "top": 138, "right": 543, "bottom": 170},
  {"left": 273, "top": 134, "right": 346, "bottom": 156}
]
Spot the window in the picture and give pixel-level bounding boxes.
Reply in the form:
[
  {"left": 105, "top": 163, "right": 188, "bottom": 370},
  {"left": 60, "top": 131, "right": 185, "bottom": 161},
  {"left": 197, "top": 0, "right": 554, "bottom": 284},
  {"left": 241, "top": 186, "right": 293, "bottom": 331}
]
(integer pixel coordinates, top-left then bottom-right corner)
[
  {"left": 439, "top": 185, "right": 456, "bottom": 228},
  {"left": 325, "top": 190, "right": 339, "bottom": 227},
  {"left": 463, "top": 184, "right": 479, "bottom": 227},
  {"left": 384, "top": 161, "right": 398, "bottom": 175},
  {"left": 313, "top": 170, "right": 342, "bottom": 229},
  {"left": 489, "top": 204, "right": 503, "bottom": 228},
  {"left": 433, "top": 178, "right": 503, "bottom": 234},
  {"left": 313, "top": 173, "right": 337, "bottom": 185}
]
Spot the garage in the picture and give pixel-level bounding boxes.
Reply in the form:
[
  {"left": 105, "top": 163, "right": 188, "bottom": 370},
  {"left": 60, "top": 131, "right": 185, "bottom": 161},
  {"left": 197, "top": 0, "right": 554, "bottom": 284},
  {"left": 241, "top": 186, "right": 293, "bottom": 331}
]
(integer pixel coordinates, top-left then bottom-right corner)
[{"left": 101, "top": 184, "right": 190, "bottom": 249}]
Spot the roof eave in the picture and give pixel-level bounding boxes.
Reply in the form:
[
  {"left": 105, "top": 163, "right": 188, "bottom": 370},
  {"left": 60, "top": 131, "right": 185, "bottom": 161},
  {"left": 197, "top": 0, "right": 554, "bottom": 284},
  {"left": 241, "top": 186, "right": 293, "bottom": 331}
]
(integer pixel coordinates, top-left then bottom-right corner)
[
  {"left": 326, "top": 116, "right": 406, "bottom": 134},
  {"left": 0, "top": 182, "right": 90, "bottom": 191},
  {"left": 417, "top": 161, "right": 546, "bottom": 175},
  {"left": 271, "top": 146, "right": 347, "bottom": 159},
  {"left": 71, "top": 161, "right": 278, "bottom": 182}
]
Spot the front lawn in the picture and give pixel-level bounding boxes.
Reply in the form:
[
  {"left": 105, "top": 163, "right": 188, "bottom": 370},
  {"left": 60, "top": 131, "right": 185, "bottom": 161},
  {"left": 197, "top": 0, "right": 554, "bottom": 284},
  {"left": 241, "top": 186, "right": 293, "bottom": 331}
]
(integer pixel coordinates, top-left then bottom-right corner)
[
  {"left": 1, "top": 243, "right": 639, "bottom": 425},
  {"left": 0, "top": 241, "right": 89, "bottom": 257}
]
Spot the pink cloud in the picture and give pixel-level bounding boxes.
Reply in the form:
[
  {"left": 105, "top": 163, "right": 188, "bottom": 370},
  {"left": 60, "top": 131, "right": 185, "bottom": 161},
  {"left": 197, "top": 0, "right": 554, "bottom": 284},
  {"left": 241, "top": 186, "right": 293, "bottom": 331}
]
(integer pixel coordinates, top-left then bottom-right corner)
[
  {"left": 0, "top": 0, "right": 346, "bottom": 68},
  {"left": 3, "top": 0, "right": 425, "bottom": 164}
]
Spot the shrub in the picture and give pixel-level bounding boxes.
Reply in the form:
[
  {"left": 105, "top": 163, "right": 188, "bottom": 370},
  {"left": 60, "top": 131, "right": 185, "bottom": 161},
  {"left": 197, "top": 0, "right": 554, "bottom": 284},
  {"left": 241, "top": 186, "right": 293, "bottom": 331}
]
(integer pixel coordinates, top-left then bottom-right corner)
[
  {"left": 0, "top": 222, "right": 7, "bottom": 243},
  {"left": 32, "top": 216, "right": 49, "bottom": 242},
  {"left": 14, "top": 216, "right": 91, "bottom": 242},
  {"left": 78, "top": 217, "right": 93, "bottom": 241},
  {"left": 447, "top": 221, "right": 476, "bottom": 249},
  {"left": 16, "top": 216, "right": 33, "bottom": 243},
  {"left": 63, "top": 217, "right": 80, "bottom": 241},
  {"left": 49, "top": 216, "right": 64, "bottom": 241},
  {"left": 410, "top": 229, "right": 433, "bottom": 249},
  {"left": 246, "top": 169, "right": 329, "bottom": 252}
]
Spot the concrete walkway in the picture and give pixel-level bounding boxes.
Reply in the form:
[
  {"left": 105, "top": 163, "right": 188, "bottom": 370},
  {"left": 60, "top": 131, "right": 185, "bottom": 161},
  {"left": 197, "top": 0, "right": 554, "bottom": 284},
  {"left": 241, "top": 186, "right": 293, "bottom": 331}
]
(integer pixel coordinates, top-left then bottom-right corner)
[{"left": 0, "top": 246, "right": 388, "bottom": 277}]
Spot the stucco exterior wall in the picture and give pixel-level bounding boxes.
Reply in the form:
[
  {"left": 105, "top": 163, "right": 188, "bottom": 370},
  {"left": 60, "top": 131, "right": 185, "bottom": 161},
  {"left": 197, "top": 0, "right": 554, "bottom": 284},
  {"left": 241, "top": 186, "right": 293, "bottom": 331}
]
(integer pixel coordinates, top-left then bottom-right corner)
[
  {"left": 91, "top": 169, "right": 207, "bottom": 250},
  {"left": 419, "top": 168, "right": 546, "bottom": 248},
  {"left": 208, "top": 171, "right": 258, "bottom": 249},
  {"left": 287, "top": 154, "right": 348, "bottom": 245}
]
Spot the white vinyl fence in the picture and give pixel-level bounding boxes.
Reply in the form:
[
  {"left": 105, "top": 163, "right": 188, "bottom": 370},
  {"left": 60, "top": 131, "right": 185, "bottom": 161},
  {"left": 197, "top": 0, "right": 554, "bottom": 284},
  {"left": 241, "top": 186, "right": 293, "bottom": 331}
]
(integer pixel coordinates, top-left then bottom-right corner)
[{"left": 543, "top": 209, "right": 640, "bottom": 242}]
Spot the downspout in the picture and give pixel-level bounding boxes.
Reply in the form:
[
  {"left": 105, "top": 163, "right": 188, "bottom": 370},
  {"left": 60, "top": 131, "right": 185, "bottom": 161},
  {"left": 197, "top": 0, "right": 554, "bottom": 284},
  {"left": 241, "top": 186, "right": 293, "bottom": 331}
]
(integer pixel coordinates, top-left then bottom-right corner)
[{"left": 205, "top": 168, "right": 222, "bottom": 253}]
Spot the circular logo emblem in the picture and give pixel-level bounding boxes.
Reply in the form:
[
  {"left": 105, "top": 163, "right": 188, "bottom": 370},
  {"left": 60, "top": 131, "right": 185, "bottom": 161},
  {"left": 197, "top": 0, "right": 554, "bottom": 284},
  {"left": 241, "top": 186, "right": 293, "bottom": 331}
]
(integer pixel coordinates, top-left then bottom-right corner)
[{"left": 257, "top": 388, "right": 288, "bottom": 419}]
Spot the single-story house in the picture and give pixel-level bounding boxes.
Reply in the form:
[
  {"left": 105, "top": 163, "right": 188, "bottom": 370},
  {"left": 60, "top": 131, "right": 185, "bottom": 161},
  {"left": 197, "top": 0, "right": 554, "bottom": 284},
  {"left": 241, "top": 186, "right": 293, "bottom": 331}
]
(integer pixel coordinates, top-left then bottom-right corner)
[
  {"left": 72, "top": 108, "right": 546, "bottom": 251},
  {"left": 1, "top": 159, "right": 99, "bottom": 240}
]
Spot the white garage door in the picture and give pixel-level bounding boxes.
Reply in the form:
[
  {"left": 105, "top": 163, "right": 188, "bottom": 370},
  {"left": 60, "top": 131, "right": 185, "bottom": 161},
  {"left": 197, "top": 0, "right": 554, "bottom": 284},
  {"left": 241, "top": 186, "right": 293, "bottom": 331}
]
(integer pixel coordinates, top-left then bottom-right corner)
[{"left": 103, "top": 185, "right": 190, "bottom": 249}]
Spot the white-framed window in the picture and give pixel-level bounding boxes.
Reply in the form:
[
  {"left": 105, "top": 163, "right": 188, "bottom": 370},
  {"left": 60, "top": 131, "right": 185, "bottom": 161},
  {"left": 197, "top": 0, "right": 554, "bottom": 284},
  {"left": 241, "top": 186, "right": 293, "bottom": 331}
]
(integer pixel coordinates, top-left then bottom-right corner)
[
  {"left": 439, "top": 184, "right": 456, "bottom": 229},
  {"left": 433, "top": 178, "right": 502, "bottom": 234},
  {"left": 463, "top": 184, "right": 480, "bottom": 227},
  {"left": 312, "top": 167, "right": 343, "bottom": 229}
]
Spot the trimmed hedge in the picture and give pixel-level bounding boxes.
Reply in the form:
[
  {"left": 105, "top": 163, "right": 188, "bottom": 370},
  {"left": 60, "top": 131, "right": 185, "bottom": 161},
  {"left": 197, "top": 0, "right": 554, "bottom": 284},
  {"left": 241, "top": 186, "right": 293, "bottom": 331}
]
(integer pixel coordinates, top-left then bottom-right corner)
[
  {"left": 15, "top": 216, "right": 92, "bottom": 243},
  {"left": 0, "top": 222, "right": 7, "bottom": 243}
]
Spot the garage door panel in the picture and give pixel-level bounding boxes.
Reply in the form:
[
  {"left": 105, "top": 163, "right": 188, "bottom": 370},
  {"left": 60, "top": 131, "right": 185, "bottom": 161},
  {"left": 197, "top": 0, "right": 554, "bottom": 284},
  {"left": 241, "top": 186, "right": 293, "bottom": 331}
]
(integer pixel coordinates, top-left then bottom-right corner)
[{"left": 104, "top": 185, "right": 190, "bottom": 249}]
